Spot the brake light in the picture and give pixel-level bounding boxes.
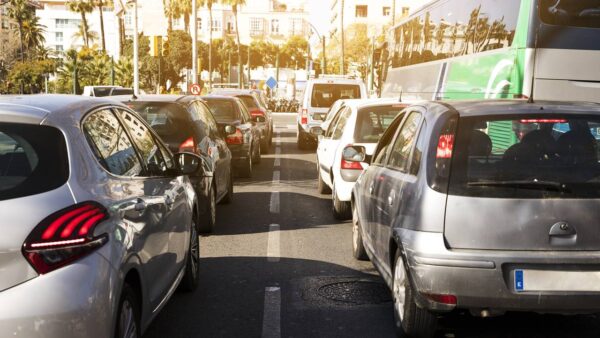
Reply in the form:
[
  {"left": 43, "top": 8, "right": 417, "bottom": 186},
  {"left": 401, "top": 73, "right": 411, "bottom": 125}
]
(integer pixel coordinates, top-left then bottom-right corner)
[
  {"left": 226, "top": 128, "right": 244, "bottom": 145},
  {"left": 22, "top": 202, "right": 109, "bottom": 274},
  {"left": 250, "top": 109, "right": 265, "bottom": 117},
  {"left": 423, "top": 293, "right": 457, "bottom": 305},
  {"left": 436, "top": 134, "right": 454, "bottom": 159},
  {"left": 301, "top": 109, "right": 308, "bottom": 125},
  {"left": 179, "top": 136, "right": 196, "bottom": 154},
  {"left": 519, "top": 119, "right": 566, "bottom": 123}
]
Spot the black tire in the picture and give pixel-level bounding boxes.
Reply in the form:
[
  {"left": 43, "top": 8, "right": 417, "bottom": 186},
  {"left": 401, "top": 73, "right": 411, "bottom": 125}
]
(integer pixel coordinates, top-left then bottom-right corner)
[
  {"left": 198, "top": 184, "right": 216, "bottom": 233},
  {"left": 261, "top": 137, "right": 269, "bottom": 154},
  {"left": 316, "top": 162, "right": 331, "bottom": 194},
  {"left": 221, "top": 169, "right": 234, "bottom": 204},
  {"left": 115, "top": 283, "right": 141, "bottom": 338},
  {"left": 332, "top": 183, "right": 351, "bottom": 220},
  {"left": 393, "top": 250, "right": 437, "bottom": 338},
  {"left": 253, "top": 141, "right": 262, "bottom": 164},
  {"left": 179, "top": 220, "right": 200, "bottom": 292},
  {"left": 352, "top": 203, "right": 368, "bottom": 261},
  {"left": 297, "top": 128, "right": 309, "bottom": 150},
  {"left": 238, "top": 152, "right": 253, "bottom": 178}
]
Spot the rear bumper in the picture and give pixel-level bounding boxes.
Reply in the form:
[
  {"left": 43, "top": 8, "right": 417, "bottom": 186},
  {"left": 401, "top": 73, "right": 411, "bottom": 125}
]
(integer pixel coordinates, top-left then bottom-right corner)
[
  {"left": 398, "top": 230, "right": 600, "bottom": 314},
  {"left": 227, "top": 144, "right": 251, "bottom": 164},
  {"left": 0, "top": 252, "right": 115, "bottom": 337},
  {"left": 299, "top": 122, "right": 322, "bottom": 141}
]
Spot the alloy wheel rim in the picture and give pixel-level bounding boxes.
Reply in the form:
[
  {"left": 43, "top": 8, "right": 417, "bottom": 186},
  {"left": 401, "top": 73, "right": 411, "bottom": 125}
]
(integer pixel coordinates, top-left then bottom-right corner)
[
  {"left": 119, "top": 299, "right": 137, "bottom": 338},
  {"left": 393, "top": 257, "right": 407, "bottom": 324},
  {"left": 190, "top": 224, "right": 199, "bottom": 278}
]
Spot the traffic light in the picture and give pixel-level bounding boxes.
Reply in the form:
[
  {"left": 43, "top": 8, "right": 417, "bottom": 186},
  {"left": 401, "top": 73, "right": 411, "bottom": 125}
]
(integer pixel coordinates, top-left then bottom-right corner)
[{"left": 150, "top": 36, "right": 164, "bottom": 57}]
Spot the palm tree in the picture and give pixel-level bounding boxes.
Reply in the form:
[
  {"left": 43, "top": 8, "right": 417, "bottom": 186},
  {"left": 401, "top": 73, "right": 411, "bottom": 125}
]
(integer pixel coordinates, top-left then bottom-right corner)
[
  {"left": 221, "top": 0, "right": 245, "bottom": 88},
  {"left": 94, "top": 0, "right": 112, "bottom": 52},
  {"left": 73, "top": 21, "right": 98, "bottom": 46},
  {"left": 200, "top": 0, "right": 215, "bottom": 90},
  {"left": 163, "top": 0, "right": 174, "bottom": 31},
  {"left": 22, "top": 16, "right": 46, "bottom": 58},
  {"left": 6, "top": 0, "right": 31, "bottom": 62},
  {"left": 68, "top": 0, "right": 94, "bottom": 47},
  {"left": 178, "top": 0, "right": 192, "bottom": 33}
]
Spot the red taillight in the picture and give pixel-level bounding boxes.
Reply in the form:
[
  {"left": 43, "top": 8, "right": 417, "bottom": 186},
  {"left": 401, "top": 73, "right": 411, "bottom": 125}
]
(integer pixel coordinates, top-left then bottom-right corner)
[
  {"left": 226, "top": 128, "right": 244, "bottom": 145},
  {"left": 436, "top": 134, "right": 455, "bottom": 159},
  {"left": 22, "top": 202, "right": 109, "bottom": 274},
  {"left": 341, "top": 159, "right": 364, "bottom": 170},
  {"left": 519, "top": 119, "right": 566, "bottom": 123},
  {"left": 301, "top": 109, "right": 308, "bottom": 125},
  {"left": 423, "top": 293, "right": 457, "bottom": 305},
  {"left": 179, "top": 136, "right": 197, "bottom": 154},
  {"left": 250, "top": 109, "right": 265, "bottom": 117}
]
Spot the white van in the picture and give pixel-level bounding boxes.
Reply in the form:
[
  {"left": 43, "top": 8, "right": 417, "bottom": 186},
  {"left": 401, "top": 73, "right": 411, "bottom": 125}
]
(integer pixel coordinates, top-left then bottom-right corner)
[{"left": 297, "top": 77, "right": 367, "bottom": 149}]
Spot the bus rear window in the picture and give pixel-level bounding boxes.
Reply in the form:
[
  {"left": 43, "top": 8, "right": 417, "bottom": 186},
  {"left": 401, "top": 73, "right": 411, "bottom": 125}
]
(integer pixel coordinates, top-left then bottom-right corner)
[
  {"left": 540, "top": 0, "right": 600, "bottom": 28},
  {"left": 311, "top": 84, "right": 361, "bottom": 108},
  {"left": 446, "top": 114, "right": 600, "bottom": 198}
]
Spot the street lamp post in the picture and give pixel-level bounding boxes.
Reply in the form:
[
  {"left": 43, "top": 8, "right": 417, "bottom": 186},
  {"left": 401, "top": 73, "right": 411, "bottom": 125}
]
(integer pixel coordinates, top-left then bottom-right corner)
[
  {"left": 302, "top": 19, "right": 326, "bottom": 76},
  {"left": 192, "top": 0, "right": 198, "bottom": 86},
  {"left": 131, "top": 0, "right": 139, "bottom": 95}
]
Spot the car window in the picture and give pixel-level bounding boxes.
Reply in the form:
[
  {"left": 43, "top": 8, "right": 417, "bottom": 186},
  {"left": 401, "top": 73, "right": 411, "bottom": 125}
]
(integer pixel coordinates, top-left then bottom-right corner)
[
  {"left": 409, "top": 121, "right": 427, "bottom": 176},
  {"left": 0, "top": 123, "right": 69, "bottom": 201},
  {"left": 325, "top": 106, "right": 346, "bottom": 137},
  {"left": 311, "top": 84, "right": 361, "bottom": 108},
  {"left": 355, "top": 105, "right": 405, "bottom": 143},
  {"left": 83, "top": 109, "right": 143, "bottom": 177},
  {"left": 187, "top": 102, "right": 202, "bottom": 121},
  {"left": 372, "top": 113, "right": 405, "bottom": 166},
  {"left": 126, "top": 101, "right": 197, "bottom": 144},
  {"left": 331, "top": 107, "right": 352, "bottom": 140},
  {"left": 387, "top": 112, "right": 422, "bottom": 171},
  {"left": 238, "top": 95, "right": 258, "bottom": 110},
  {"left": 197, "top": 102, "right": 220, "bottom": 136},
  {"left": 238, "top": 101, "right": 252, "bottom": 122},
  {"left": 204, "top": 99, "right": 238, "bottom": 122},
  {"left": 118, "top": 109, "right": 171, "bottom": 176}
]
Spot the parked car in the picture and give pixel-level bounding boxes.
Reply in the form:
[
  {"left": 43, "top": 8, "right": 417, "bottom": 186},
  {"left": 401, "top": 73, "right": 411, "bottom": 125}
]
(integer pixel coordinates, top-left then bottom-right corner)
[
  {"left": 0, "top": 94, "right": 202, "bottom": 337},
  {"left": 317, "top": 99, "right": 406, "bottom": 219},
  {"left": 297, "top": 76, "right": 368, "bottom": 149},
  {"left": 351, "top": 100, "right": 600, "bottom": 337},
  {"left": 83, "top": 86, "right": 136, "bottom": 97},
  {"left": 320, "top": 99, "right": 347, "bottom": 133},
  {"left": 211, "top": 89, "right": 273, "bottom": 151},
  {"left": 113, "top": 94, "right": 234, "bottom": 233},
  {"left": 203, "top": 95, "right": 262, "bottom": 178}
]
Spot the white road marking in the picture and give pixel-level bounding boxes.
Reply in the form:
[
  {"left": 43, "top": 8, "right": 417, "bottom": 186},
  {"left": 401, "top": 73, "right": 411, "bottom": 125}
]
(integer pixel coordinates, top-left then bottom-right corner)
[
  {"left": 269, "top": 191, "right": 280, "bottom": 214},
  {"left": 267, "top": 224, "right": 280, "bottom": 262},
  {"left": 272, "top": 170, "right": 280, "bottom": 184},
  {"left": 275, "top": 147, "right": 281, "bottom": 155},
  {"left": 273, "top": 157, "right": 281, "bottom": 167},
  {"left": 286, "top": 124, "right": 297, "bottom": 130},
  {"left": 261, "top": 286, "right": 281, "bottom": 338}
]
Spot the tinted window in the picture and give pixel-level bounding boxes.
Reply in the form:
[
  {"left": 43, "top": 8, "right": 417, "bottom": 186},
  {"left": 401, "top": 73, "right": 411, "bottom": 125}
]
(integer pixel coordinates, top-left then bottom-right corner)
[
  {"left": 540, "top": 0, "right": 600, "bottom": 28},
  {"left": 389, "top": 0, "right": 520, "bottom": 68},
  {"left": 126, "top": 102, "right": 197, "bottom": 147},
  {"left": 93, "top": 88, "right": 113, "bottom": 97},
  {"left": 0, "top": 123, "right": 69, "bottom": 201},
  {"left": 372, "top": 114, "right": 405, "bottom": 166},
  {"left": 205, "top": 99, "right": 238, "bottom": 122},
  {"left": 118, "top": 109, "right": 170, "bottom": 176},
  {"left": 355, "top": 105, "right": 405, "bottom": 143},
  {"left": 83, "top": 109, "right": 142, "bottom": 177},
  {"left": 238, "top": 101, "right": 252, "bottom": 122},
  {"left": 311, "top": 84, "right": 361, "bottom": 108},
  {"left": 447, "top": 114, "right": 600, "bottom": 198},
  {"left": 197, "top": 102, "right": 219, "bottom": 136},
  {"left": 387, "top": 112, "right": 422, "bottom": 170},
  {"left": 238, "top": 95, "right": 258, "bottom": 109}
]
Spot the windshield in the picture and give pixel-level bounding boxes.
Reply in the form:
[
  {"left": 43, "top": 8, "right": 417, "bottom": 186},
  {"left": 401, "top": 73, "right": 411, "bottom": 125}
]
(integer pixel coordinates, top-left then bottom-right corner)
[
  {"left": 311, "top": 84, "right": 361, "bottom": 108},
  {"left": 355, "top": 105, "right": 404, "bottom": 143},
  {"left": 540, "top": 0, "right": 600, "bottom": 28},
  {"left": 446, "top": 114, "right": 600, "bottom": 198},
  {"left": 204, "top": 99, "right": 238, "bottom": 122}
]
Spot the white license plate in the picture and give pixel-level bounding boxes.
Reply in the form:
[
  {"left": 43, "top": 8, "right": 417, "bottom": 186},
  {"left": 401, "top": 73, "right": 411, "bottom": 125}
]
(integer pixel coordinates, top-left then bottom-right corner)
[{"left": 514, "top": 269, "right": 600, "bottom": 292}]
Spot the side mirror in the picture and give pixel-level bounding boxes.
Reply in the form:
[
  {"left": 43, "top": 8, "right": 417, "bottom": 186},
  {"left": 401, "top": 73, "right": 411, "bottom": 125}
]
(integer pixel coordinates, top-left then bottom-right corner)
[
  {"left": 342, "top": 145, "right": 368, "bottom": 163},
  {"left": 224, "top": 125, "right": 236, "bottom": 135},
  {"left": 174, "top": 152, "right": 203, "bottom": 175},
  {"left": 310, "top": 126, "right": 323, "bottom": 137},
  {"left": 252, "top": 115, "right": 266, "bottom": 123}
]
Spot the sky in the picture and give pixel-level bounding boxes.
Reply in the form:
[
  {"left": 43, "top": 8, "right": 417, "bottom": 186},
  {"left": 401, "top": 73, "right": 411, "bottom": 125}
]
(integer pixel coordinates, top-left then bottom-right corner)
[{"left": 305, "top": 0, "right": 331, "bottom": 37}]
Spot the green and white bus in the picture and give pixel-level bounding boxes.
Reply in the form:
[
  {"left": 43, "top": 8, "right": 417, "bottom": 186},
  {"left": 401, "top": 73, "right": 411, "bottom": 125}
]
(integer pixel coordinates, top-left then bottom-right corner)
[{"left": 376, "top": 0, "right": 600, "bottom": 102}]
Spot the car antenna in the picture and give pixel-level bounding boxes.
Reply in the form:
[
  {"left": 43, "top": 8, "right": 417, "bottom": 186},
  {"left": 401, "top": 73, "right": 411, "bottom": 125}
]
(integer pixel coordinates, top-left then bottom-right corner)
[
  {"left": 131, "top": 92, "right": 138, "bottom": 100},
  {"left": 398, "top": 89, "right": 403, "bottom": 103}
]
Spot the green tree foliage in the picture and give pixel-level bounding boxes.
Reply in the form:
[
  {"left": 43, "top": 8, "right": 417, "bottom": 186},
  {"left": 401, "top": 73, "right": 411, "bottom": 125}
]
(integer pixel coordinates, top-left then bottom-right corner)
[
  {"left": 4, "top": 59, "right": 55, "bottom": 94},
  {"left": 67, "top": 0, "right": 95, "bottom": 47}
]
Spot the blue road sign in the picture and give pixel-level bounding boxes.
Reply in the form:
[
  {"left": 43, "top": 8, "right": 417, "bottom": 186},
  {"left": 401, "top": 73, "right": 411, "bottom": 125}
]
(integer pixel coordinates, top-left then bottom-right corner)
[{"left": 266, "top": 77, "right": 278, "bottom": 89}]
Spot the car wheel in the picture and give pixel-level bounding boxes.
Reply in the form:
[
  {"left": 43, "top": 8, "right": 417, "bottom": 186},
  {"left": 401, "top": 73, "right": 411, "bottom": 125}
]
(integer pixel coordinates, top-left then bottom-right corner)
[
  {"left": 198, "top": 184, "right": 216, "bottom": 233},
  {"left": 332, "top": 183, "right": 351, "bottom": 220},
  {"left": 261, "top": 136, "right": 269, "bottom": 154},
  {"left": 115, "top": 283, "right": 140, "bottom": 338},
  {"left": 316, "top": 162, "right": 331, "bottom": 194},
  {"left": 221, "top": 169, "right": 234, "bottom": 204},
  {"left": 239, "top": 151, "right": 253, "bottom": 178},
  {"left": 179, "top": 218, "right": 200, "bottom": 292},
  {"left": 352, "top": 203, "right": 368, "bottom": 261},
  {"left": 254, "top": 141, "right": 262, "bottom": 164},
  {"left": 393, "top": 250, "right": 437, "bottom": 338}
]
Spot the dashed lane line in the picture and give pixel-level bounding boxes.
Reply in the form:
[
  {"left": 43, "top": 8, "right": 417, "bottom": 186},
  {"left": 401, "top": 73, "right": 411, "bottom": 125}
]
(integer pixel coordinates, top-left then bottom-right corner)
[
  {"left": 261, "top": 286, "right": 281, "bottom": 338},
  {"left": 267, "top": 224, "right": 280, "bottom": 262},
  {"left": 269, "top": 191, "right": 280, "bottom": 214}
]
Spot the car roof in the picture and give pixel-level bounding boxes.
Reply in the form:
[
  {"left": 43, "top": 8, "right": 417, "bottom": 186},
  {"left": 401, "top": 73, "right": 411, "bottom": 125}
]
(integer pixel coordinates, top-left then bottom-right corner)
[
  {"left": 430, "top": 100, "right": 600, "bottom": 117},
  {"left": 110, "top": 94, "right": 199, "bottom": 104},
  {"left": 202, "top": 95, "right": 242, "bottom": 102},
  {"left": 0, "top": 94, "right": 125, "bottom": 123},
  {"left": 308, "top": 78, "right": 365, "bottom": 85},
  {"left": 342, "top": 98, "right": 418, "bottom": 111}
]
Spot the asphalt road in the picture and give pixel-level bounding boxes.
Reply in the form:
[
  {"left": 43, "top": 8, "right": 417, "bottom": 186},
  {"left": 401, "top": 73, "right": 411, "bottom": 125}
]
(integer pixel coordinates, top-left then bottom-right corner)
[{"left": 144, "top": 113, "right": 600, "bottom": 338}]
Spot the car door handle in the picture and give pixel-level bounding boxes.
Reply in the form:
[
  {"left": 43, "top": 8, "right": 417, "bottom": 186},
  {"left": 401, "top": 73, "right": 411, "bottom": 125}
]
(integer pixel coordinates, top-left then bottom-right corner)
[
  {"left": 134, "top": 200, "right": 147, "bottom": 211},
  {"left": 388, "top": 190, "right": 396, "bottom": 206},
  {"left": 369, "top": 182, "right": 374, "bottom": 194}
]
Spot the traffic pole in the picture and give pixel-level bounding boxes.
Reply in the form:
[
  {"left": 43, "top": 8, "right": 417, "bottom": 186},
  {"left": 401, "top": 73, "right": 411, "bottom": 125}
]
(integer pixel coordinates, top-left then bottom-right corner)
[
  {"left": 192, "top": 0, "right": 198, "bottom": 85},
  {"left": 132, "top": 0, "right": 139, "bottom": 95}
]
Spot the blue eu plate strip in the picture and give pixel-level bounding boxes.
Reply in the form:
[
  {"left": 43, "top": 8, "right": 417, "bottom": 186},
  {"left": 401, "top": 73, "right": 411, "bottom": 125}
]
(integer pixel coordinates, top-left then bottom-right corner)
[{"left": 515, "top": 270, "right": 524, "bottom": 292}]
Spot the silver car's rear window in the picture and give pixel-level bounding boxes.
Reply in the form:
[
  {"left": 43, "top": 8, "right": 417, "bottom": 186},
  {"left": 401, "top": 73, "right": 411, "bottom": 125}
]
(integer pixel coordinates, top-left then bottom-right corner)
[
  {"left": 446, "top": 114, "right": 600, "bottom": 198},
  {"left": 0, "top": 123, "right": 68, "bottom": 201}
]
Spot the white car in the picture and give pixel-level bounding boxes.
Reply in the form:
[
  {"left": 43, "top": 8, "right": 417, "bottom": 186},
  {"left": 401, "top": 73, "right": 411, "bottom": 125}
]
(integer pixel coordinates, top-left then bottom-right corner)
[
  {"left": 297, "top": 76, "right": 367, "bottom": 149},
  {"left": 317, "top": 99, "right": 408, "bottom": 219}
]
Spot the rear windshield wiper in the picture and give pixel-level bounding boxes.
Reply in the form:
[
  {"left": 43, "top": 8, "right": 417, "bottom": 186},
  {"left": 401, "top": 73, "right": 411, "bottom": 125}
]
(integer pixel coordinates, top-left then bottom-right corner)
[{"left": 468, "top": 180, "right": 571, "bottom": 192}]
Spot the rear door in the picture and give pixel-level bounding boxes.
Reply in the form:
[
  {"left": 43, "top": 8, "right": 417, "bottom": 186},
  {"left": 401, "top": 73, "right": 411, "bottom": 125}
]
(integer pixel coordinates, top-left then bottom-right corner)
[
  {"left": 444, "top": 114, "right": 600, "bottom": 251},
  {"left": 318, "top": 107, "right": 352, "bottom": 187}
]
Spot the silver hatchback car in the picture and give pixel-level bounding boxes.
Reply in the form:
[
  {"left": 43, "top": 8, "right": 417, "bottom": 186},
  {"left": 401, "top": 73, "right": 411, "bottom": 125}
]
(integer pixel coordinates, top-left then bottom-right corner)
[
  {"left": 351, "top": 100, "right": 600, "bottom": 337},
  {"left": 0, "top": 95, "right": 201, "bottom": 337}
]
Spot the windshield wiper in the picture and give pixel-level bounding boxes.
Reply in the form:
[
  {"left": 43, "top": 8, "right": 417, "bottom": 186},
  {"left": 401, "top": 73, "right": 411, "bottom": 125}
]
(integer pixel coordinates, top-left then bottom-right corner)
[{"left": 468, "top": 180, "right": 571, "bottom": 192}]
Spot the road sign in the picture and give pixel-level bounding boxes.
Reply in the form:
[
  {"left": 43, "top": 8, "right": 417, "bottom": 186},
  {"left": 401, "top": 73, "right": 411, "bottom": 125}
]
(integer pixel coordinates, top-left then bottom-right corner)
[
  {"left": 190, "top": 83, "right": 202, "bottom": 95},
  {"left": 266, "top": 77, "right": 278, "bottom": 89}
]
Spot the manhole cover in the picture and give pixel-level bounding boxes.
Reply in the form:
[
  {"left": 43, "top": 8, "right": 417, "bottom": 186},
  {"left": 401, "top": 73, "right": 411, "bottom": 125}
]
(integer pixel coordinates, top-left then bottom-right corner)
[{"left": 317, "top": 281, "right": 392, "bottom": 305}]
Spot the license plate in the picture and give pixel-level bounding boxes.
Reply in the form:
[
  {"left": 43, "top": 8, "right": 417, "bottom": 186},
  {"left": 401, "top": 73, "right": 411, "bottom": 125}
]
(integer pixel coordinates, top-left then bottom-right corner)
[{"left": 514, "top": 269, "right": 600, "bottom": 292}]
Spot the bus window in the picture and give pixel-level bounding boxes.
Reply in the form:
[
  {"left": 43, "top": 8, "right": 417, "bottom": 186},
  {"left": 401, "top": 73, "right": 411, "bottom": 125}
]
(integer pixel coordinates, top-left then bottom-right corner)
[{"left": 540, "top": 0, "right": 600, "bottom": 28}]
